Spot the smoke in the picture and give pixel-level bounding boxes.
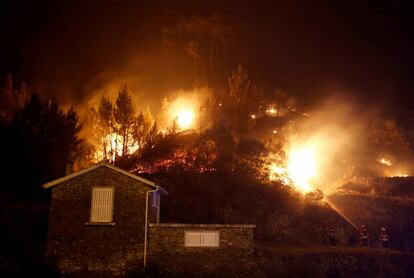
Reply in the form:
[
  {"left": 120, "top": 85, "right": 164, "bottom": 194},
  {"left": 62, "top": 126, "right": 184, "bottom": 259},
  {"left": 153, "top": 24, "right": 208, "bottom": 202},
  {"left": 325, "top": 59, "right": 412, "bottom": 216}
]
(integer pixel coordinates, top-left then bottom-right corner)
[{"left": 280, "top": 94, "right": 413, "bottom": 192}]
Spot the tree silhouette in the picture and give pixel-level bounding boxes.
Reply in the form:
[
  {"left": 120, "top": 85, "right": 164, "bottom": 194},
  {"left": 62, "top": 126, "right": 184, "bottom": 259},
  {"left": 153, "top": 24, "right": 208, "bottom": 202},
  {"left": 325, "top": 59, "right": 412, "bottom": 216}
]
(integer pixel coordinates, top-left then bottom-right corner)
[
  {"left": 98, "top": 94, "right": 114, "bottom": 161},
  {"left": 162, "top": 13, "right": 231, "bottom": 86},
  {"left": 132, "top": 109, "right": 154, "bottom": 153},
  {"left": 115, "top": 85, "right": 135, "bottom": 157},
  {"left": 1, "top": 92, "right": 81, "bottom": 197},
  {"left": 212, "top": 65, "right": 262, "bottom": 133}
]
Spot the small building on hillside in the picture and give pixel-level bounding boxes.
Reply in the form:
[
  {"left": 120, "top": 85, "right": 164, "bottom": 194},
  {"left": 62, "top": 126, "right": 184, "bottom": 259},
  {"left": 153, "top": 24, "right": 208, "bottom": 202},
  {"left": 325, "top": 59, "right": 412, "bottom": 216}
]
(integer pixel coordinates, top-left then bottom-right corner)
[
  {"left": 43, "top": 163, "right": 255, "bottom": 276},
  {"left": 43, "top": 163, "right": 166, "bottom": 275}
]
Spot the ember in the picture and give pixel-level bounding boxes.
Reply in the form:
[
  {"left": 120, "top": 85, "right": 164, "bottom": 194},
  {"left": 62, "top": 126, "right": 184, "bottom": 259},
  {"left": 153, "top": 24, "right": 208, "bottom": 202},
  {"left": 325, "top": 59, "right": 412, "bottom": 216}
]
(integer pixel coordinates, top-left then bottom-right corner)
[{"left": 134, "top": 150, "right": 216, "bottom": 174}]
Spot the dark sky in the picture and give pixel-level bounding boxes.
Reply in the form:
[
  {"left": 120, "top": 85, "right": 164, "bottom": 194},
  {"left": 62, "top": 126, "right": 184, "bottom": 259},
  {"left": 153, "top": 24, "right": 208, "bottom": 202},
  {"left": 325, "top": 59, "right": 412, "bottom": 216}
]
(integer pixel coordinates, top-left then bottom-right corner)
[{"left": 1, "top": 0, "right": 414, "bottom": 122}]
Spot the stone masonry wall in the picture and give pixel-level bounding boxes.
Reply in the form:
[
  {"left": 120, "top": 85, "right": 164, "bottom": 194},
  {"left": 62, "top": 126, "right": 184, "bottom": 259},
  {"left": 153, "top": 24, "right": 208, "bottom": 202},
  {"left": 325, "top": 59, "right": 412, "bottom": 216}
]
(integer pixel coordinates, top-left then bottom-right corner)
[
  {"left": 147, "top": 224, "right": 256, "bottom": 274},
  {"left": 45, "top": 166, "right": 153, "bottom": 276}
]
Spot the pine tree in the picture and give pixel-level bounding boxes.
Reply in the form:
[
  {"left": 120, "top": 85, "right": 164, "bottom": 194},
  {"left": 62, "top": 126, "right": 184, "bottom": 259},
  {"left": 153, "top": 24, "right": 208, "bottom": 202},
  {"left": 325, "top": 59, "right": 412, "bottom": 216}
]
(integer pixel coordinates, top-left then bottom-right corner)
[
  {"left": 115, "top": 85, "right": 135, "bottom": 156},
  {"left": 135, "top": 108, "right": 153, "bottom": 146},
  {"left": 98, "top": 95, "right": 114, "bottom": 161}
]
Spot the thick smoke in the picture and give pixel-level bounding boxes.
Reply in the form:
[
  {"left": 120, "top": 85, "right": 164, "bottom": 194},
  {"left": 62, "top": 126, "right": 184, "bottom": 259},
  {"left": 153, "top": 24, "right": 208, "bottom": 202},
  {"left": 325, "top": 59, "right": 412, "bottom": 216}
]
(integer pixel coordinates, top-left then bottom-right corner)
[{"left": 280, "top": 95, "right": 413, "bottom": 192}]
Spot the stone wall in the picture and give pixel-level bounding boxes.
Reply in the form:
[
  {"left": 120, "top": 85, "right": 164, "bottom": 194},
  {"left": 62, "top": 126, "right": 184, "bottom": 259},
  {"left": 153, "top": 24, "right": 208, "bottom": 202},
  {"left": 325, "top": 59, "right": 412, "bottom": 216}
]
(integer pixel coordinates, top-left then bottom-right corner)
[
  {"left": 45, "top": 166, "right": 154, "bottom": 276},
  {"left": 147, "top": 223, "right": 256, "bottom": 274}
]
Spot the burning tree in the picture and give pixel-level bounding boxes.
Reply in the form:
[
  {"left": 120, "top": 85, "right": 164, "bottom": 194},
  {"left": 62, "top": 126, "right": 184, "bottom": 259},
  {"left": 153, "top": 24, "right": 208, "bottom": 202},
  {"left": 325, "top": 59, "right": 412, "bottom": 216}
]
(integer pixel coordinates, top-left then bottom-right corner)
[
  {"left": 83, "top": 86, "right": 143, "bottom": 163},
  {"left": 162, "top": 96, "right": 197, "bottom": 131},
  {"left": 132, "top": 109, "right": 154, "bottom": 150},
  {"left": 98, "top": 94, "right": 114, "bottom": 160},
  {"left": 210, "top": 65, "right": 263, "bottom": 134}
]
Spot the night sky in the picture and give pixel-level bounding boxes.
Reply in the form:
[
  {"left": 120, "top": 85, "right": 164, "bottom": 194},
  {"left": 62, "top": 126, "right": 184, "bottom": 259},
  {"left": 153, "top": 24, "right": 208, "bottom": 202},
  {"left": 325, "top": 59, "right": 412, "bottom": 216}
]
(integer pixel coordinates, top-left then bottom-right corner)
[{"left": 1, "top": 0, "right": 414, "bottom": 123}]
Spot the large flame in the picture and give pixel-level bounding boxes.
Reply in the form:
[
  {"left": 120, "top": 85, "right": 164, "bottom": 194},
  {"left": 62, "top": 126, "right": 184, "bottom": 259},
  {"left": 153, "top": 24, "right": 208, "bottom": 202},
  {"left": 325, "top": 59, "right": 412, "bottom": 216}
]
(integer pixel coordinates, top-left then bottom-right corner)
[
  {"left": 266, "top": 106, "right": 277, "bottom": 116},
  {"left": 378, "top": 158, "right": 392, "bottom": 166},
  {"left": 377, "top": 157, "right": 411, "bottom": 177},
  {"left": 166, "top": 95, "right": 199, "bottom": 131},
  {"left": 93, "top": 132, "right": 139, "bottom": 162},
  {"left": 287, "top": 146, "right": 317, "bottom": 192},
  {"left": 269, "top": 144, "right": 318, "bottom": 193},
  {"left": 176, "top": 109, "right": 195, "bottom": 130}
]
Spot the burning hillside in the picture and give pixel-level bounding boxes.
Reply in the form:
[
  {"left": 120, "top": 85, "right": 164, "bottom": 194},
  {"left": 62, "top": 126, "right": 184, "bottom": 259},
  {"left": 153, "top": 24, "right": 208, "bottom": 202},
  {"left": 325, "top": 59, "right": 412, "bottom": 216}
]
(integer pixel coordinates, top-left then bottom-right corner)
[
  {"left": 2, "top": 4, "right": 414, "bottom": 276},
  {"left": 77, "top": 72, "right": 414, "bottom": 200},
  {"left": 2, "top": 13, "right": 411, "bottom": 258},
  {"left": 66, "top": 64, "right": 414, "bottom": 254}
]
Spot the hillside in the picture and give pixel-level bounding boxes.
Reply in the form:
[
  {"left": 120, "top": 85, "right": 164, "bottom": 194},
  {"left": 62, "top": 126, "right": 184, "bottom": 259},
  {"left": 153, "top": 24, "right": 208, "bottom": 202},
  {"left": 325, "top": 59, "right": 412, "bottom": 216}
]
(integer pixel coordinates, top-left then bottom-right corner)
[
  {"left": 327, "top": 177, "right": 414, "bottom": 251},
  {"left": 146, "top": 245, "right": 414, "bottom": 277}
]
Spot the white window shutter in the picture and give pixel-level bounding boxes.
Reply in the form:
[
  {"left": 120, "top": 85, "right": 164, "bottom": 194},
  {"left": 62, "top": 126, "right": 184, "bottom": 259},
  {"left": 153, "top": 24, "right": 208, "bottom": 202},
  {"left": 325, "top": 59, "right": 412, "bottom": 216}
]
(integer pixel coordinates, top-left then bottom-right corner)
[
  {"left": 186, "top": 232, "right": 202, "bottom": 246},
  {"left": 202, "top": 232, "right": 219, "bottom": 246},
  {"left": 90, "top": 187, "right": 114, "bottom": 222},
  {"left": 185, "top": 231, "right": 219, "bottom": 247}
]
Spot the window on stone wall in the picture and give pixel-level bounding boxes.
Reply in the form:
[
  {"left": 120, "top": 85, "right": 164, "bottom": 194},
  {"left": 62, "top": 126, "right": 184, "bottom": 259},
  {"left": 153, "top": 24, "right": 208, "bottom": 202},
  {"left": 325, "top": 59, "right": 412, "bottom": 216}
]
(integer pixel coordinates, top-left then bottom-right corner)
[
  {"left": 90, "top": 187, "right": 114, "bottom": 223},
  {"left": 184, "top": 231, "right": 220, "bottom": 247}
]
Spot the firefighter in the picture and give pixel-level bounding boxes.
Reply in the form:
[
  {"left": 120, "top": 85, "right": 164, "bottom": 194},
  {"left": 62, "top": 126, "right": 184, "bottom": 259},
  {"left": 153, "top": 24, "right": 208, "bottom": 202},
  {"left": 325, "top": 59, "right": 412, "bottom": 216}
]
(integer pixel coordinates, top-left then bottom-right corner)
[
  {"left": 359, "top": 225, "right": 369, "bottom": 248},
  {"left": 379, "top": 227, "right": 389, "bottom": 249},
  {"left": 328, "top": 227, "right": 337, "bottom": 248}
]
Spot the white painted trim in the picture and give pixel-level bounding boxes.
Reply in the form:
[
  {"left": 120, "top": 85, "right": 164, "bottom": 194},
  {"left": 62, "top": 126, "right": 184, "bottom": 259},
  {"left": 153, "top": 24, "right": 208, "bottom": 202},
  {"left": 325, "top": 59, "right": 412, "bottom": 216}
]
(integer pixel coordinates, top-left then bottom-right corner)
[{"left": 43, "top": 164, "right": 102, "bottom": 188}]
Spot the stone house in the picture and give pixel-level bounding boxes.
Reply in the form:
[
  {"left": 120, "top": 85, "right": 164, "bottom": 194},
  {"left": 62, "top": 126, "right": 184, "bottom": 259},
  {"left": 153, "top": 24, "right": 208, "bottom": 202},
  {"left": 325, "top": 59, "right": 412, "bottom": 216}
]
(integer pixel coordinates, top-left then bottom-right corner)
[
  {"left": 43, "top": 163, "right": 255, "bottom": 276},
  {"left": 43, "top": 163, "right": 166, "bottom": 275}
]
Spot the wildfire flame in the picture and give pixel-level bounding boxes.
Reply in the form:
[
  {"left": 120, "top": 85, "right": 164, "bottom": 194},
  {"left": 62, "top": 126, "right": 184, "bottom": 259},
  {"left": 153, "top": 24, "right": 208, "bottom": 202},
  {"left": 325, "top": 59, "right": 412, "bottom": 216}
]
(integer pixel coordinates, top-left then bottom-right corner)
[
  {"left": 393, "top": 173, "right": 408, "bottom": 177},
  {"left": 377, "top": 158, "right": 411, "bottom": 177},
  {"left": 134, "top": 150, "right": 216, "bottom": 174},
  {"left": 93, "top": 132, "right": 139, "bottom": 162},
  {"left": 287, "top": 147, "right": 317, "bottom": 192},
  {"left": 266, "top": 106, "right": 277, "bottom": 116},
  {"left": 166, "top": 95, "right": 200, "bottom": 131},
  {"left": 176, "top": 109, "right": 195, "bottom": 130},
  {"left": 270, "top": 145, "right": 317, "bottom": 193},
  {"left": 378, "top": 158, "right": 392, "bottom": 166}
]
